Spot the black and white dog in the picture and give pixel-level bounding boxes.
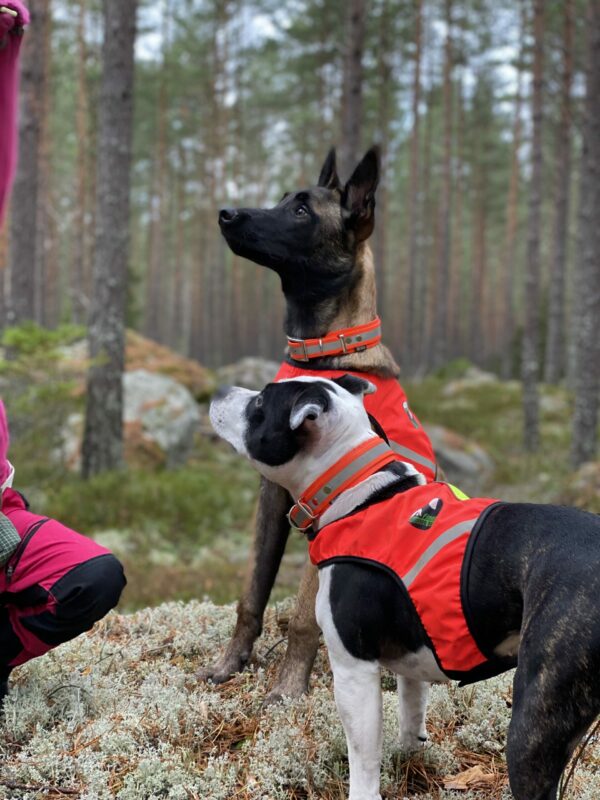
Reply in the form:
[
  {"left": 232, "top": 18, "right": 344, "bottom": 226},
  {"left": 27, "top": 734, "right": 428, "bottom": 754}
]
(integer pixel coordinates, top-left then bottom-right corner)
[{"left": 210, "top": 375, "right": 600, "bottom": 800}]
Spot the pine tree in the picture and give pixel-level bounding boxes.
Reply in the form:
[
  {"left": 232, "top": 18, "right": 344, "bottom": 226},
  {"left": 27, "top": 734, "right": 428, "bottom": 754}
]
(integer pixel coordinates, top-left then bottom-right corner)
[
  {"left": 571, "top": 0, "right": 600, "bottom": 467},
  {"left": 82, "top": 0, "right": 137, "bottom": 477},
  {"left": 522, "top": 0, "right": 544, "bottom": 452}
]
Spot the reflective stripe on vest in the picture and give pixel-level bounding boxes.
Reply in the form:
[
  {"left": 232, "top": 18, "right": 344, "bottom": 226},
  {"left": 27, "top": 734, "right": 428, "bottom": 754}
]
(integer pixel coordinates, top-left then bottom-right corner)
[{"left": 309, "top": 482, "right": 498, "bottom": 675}]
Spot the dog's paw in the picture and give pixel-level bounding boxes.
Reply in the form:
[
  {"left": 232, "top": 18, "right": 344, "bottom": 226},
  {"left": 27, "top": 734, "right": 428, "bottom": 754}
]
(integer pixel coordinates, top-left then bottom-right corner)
[
  {"left": 264, "top": 671, "right": 310, "bottom": 706},
  {"left": 196, "top": 653, "right": 249, "bottom": 685},
  {"left": 397, "top": 731, "right": 427, "bottom": 753}
]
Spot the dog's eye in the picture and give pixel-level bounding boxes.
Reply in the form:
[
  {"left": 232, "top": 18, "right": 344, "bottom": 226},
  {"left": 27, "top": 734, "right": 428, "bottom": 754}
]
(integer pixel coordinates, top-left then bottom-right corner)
[
  {"left": 255, "top": 395, "right": 263, "bottom": 408},
  {"left": 295, "top": 205, "right": 308, "bottom": 217}
]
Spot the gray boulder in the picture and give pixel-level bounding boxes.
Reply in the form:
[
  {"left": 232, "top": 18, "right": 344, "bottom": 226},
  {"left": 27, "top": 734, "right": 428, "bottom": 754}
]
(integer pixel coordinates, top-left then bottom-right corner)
[
  {"left": 425, "top": 424, "right": 494, "bottom": 495},
  {"left": 216, "top": 357, "right": 280, "bottom": 391},
  {"left": 59, "top": 369, "right": 201, "bottom": 470}
]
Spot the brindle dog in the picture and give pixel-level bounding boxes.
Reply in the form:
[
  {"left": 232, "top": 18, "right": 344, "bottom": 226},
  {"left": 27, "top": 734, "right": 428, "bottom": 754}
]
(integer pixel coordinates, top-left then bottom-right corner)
[{"left": 199, "top": 147, "right": 428, "bottom": 701}]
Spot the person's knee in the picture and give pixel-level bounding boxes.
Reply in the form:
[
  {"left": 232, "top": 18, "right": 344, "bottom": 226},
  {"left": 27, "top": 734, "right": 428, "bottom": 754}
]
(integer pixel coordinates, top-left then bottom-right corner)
[
  {"left": 54, "top": 554, "right": 127, "bottom": 627},
  {"left": 20, "top": 555, "right": 127, "bottom": 648},
  {"left": 82, "top": 554, "right": 127, "bottom": 616}
]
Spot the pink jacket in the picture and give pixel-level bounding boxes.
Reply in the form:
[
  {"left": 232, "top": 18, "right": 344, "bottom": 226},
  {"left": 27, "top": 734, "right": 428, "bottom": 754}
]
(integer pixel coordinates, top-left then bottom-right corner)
[{"left": 0, "top": 1, "right": 30, "bottom": 221}]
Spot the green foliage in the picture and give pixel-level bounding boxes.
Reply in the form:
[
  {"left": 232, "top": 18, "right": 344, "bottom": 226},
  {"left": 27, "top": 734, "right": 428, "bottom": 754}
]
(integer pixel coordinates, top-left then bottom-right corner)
[
  {"left": 42, "top": 454, "right": 258, "bottom": 552},
  {"left": 1, "top": 322, "right": 85, "bottom": 359},
  {"left": 432, "top": 357, "right": 473, "bottom": 380}
]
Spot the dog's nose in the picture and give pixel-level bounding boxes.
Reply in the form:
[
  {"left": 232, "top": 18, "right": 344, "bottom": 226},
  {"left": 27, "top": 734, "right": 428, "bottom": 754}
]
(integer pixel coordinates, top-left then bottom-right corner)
[
  {"left": 213, "top": 384, "right": 233, "bottom": 401},
  {"left": 219, "top": 208, "right": 239, "bottom": 225}
]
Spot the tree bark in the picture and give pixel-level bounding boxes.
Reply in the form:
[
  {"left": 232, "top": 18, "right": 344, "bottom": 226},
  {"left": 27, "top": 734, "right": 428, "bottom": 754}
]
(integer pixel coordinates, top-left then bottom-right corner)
[
  {"left": 571, "top": 0, "right": 600, "bottom": 467},
  {"left": 71, "top": 0, "right": 89, "bottom": 325},
  {"left": 81, "top": 0, "right": 137, "bottom": 478},
  {"left": 432, "top": 0, "right": 453, "bottom": 368},
  {"left": 544, "top": 0, "right": 574, "bottom": 384},
  {"left": 404, "top": 0, "right": 423, "bottom": 373},
  {"left": 522, "top": 0, "right": 544, "bottom": 452},
  {"left": 339, "top": 0, "right": 366, "bottom": 180},
  {"left": 372, "top": 0, "right": 393, "bottom": 320},
  {"left": 500, "top": 53, "right": 524, "bottom": 378},
  {"left": 8, "top": 0, "right": 49, "bottom": 326}
]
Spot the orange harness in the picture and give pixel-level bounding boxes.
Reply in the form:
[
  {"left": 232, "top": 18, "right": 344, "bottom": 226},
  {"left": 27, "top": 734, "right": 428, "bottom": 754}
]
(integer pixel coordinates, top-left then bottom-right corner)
[{"left": 309, "top": 482, "right": 499, "bottom": 677}]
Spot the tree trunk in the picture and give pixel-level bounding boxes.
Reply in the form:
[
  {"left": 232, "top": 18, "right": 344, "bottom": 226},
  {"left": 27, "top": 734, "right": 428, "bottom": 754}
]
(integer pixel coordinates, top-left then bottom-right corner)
[
  {"left": 71, "top": 0, "right": 89, "bottom": 325},
  {"left": 8, "top": 0, "right": 49, "bottom": 326},
  {"left": 81, "top": 0, "right": 137, "bottom": 478},
  {"left": 339, "top": 0, "right": 366, "bottom": 180},
  {"left": 432, "top": 0, "right": 453, "bottom": 368},
  {"left": 571, "top": 1, "right": 600, "bottom": 467},
  {"left": 500, "top": 34, "right": 524, "bottom": 380},
  {"left": 544, "top": 0, "right": 574, "bottom": 384},
  {"left": 144, "top": 3, "right": 170, "bottom": 345},
  {"left": 404, "top": 0, "right": 423, "bottom": 373},
  {"left": 522, "top": 0, "right": 544, "bottom": 452},
  {"left": 372, "top": 0, "right": 393, "bottom": 321}
]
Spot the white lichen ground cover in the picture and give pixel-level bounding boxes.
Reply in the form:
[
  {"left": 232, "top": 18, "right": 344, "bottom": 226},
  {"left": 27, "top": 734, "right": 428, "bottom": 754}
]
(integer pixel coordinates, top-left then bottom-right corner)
[{"left": 1, "top": 601, "right": 599, "bottom": 800}]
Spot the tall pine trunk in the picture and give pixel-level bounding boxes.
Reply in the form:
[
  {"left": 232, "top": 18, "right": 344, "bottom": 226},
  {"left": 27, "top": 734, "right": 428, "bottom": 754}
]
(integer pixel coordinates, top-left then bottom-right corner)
[
  {"left": 432, "top": 0, "right": 453, "bottom": 368},
  {"left": 82, "top": 0, "right": 137, "bottom": 477},
  {"left": 373, "top": 0, "right": 392, "bottom": 320},
  {"left": 544, "top": 0, "right": 573, "bottom": 384},
  {"left": 71, "top": 0, "right": 89, "bottom": 325},
  {"left": 8, "top": 0, "right": 49, "bottom": 325},
  {"left": 522, "top": 0, "right": 544, "bottom": 452},
  {"left": 404, "top": 0, "right": 423, "bottom": 372},
  {"left": 571, "top": 1, "right": 600, "bottom": 467},
  {"left": 339, "top": 0, "right": 366, "bottom": 179}
]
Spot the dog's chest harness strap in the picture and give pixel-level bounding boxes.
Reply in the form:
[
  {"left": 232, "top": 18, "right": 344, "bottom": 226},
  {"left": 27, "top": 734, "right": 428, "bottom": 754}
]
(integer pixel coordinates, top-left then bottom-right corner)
[
  {"left": 287, "top": 317, "right": 382, "bottom": 362},
  {"left": 287, "top": 437, "right": 397, "bottom": 532}
]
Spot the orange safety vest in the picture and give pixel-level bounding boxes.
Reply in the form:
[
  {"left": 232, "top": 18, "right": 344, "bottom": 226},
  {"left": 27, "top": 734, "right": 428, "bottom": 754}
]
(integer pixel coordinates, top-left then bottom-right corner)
[
  {"left": 309, "top": 482, "right": 499, "bottom": 677},
  {"left": 275, "top": 362, "right": 438, "bottom": 482}
]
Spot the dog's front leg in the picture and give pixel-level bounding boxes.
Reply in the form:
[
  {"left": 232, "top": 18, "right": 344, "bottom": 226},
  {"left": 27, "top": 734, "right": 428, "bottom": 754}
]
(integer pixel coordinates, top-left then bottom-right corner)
[
  {"left": 197, "top": 479, "right": 291, "bottom": 683},
  {"left": 397, "top": 676, "right": 429, "bottom": 751},
  {"left": 332, "top": 655, "right": 383, "bottom": 800},
  {"left": 266, "top": 560, "right": 321, "bottom": 703}
]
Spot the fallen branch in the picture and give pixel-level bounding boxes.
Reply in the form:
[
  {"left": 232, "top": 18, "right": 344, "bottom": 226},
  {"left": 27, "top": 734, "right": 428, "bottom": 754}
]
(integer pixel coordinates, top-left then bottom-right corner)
[{"left": 0, "top": 779, "right": 79, "bottom": 796}]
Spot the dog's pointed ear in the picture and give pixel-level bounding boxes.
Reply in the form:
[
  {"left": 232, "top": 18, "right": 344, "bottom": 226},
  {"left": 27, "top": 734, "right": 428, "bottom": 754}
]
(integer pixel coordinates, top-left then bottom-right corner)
[
  {"left": 289, "top": 386, "right": 330, "bottom": 430},
  {"left": 317, "top": 148, "right": 341, "bottom": 191},
  {"left": 333, "top": 374, "right": 377, "bottom": 397},
  {"left": 341, "top": 146, "right": 380, "bottom": 241}
]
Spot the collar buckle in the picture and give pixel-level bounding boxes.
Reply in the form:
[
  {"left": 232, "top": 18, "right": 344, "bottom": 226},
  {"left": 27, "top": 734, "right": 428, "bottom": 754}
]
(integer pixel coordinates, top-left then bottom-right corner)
[
  {"left": 287, "top": 337, "right": 310, "bottom": 362},
  {"left": 337, "top": 332, "right": 348, "bottom": 354},
  {"left": 287, "top": 501, "right": 316, "bottom": 532}
]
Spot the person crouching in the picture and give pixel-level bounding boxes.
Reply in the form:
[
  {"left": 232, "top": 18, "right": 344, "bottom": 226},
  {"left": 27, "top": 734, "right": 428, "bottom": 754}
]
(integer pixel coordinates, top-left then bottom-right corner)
[{"left": 0, "top": 399, "right": 126, "bottom": 703}]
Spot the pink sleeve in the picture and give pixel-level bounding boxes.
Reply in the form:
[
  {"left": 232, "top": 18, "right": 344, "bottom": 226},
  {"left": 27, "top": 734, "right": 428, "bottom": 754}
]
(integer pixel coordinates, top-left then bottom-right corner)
[
  {"left": 0, "top": 2, "right": 30, "bottom": 222},
  {"left": 0, "top": 399, "right": 10, "bottom": 486}
]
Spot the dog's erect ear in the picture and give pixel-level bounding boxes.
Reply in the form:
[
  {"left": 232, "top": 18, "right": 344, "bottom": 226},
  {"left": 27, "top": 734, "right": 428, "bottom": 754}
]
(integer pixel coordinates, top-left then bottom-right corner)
[
  {"left": 317, "top": 148, "right": 341, "bottom": 191},
  {"left": 289, "top": 385, "right": 330, "bottom": 430},
  {"left": 341, "top": 146, "right": 380, "bottom": 241},
  {"left": 333, "top": 374, "right": 377, "bottom": 397}
]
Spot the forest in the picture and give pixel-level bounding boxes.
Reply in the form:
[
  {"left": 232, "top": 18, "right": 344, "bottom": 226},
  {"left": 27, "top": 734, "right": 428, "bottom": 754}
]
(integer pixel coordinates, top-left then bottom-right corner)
[
  {"left": 1, "top": 0, "right": 599, "bottom": 466},
  {"left": 0, "top": 2, "right": 600, "bottom": 798}
]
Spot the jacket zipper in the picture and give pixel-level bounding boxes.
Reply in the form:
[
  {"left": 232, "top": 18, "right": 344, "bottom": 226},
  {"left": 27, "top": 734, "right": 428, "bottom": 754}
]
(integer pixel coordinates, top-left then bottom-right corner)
[{"left": 5, "top": 518, "right": 49, "bottom": 584}]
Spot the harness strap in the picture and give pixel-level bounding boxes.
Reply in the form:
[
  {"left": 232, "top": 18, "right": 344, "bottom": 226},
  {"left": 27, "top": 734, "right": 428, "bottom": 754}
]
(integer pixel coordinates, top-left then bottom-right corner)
[
  {"left": 287, "top": 437, "right": 398, "bottom": 532},
  {"left": 287, "top": 317, "right": 382, "bottom": 362}
]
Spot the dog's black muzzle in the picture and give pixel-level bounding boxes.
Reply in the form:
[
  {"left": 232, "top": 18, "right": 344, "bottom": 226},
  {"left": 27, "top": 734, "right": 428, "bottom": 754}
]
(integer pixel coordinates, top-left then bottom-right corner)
[{"left": 219, "top": 208, "right": 246, "bottom": 228}]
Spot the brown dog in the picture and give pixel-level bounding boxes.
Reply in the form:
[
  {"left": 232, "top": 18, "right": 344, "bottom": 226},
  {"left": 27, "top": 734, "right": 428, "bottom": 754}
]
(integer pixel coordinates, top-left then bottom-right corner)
[{"left": 199, "top": 147, "right": 439, "bottom": 701}]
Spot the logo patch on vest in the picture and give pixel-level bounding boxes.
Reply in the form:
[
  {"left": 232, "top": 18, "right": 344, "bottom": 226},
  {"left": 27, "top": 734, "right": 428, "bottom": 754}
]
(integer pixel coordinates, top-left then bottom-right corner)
[{"left": 409, "top": 498, "right": 443, "bottom": 530}]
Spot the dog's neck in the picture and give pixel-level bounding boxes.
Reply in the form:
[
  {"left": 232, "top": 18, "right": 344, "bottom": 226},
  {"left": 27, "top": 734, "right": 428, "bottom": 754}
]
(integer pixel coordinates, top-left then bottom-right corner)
[
  {"left": 282, "top": 242, "right": 400, "bottom": 377},
  {"left": 317, "top": 470, "right": 402, "bottom": 529},
  {"left": 284, "top": 242, "right": 377, "bottom": 339}
]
